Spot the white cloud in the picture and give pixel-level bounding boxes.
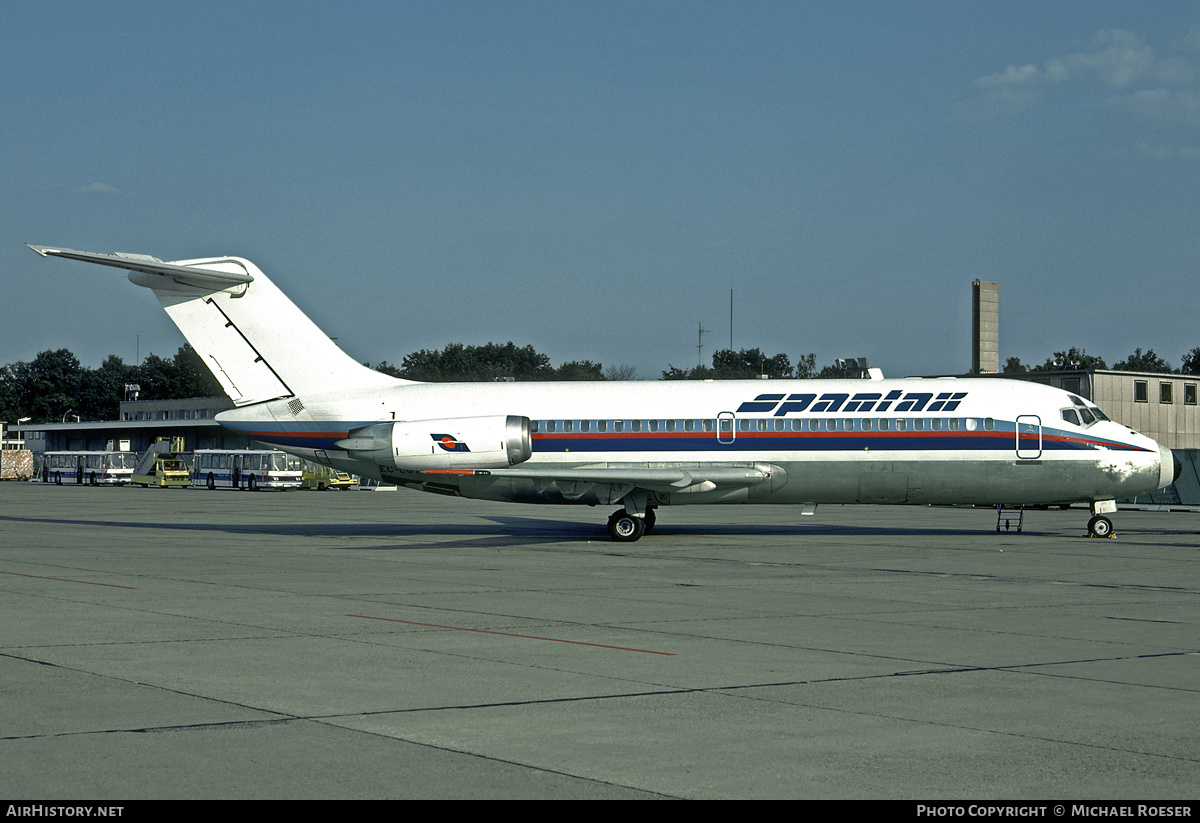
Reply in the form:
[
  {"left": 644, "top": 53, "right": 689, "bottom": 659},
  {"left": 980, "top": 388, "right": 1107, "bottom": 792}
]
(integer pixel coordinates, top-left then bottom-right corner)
[
  {"left": 1111, "top": 88, "right": 1200, "bottom": 126},
  {"left": 967, "top": 28, "right": 1200, "bottom": 118},
  {"left": 968, "top": 64, "right": 1044, "bottom": 114},
  {"left": 1064, "top": 29, "right": 1156, "bottom": 88},
  {"left": 973, "top": 63, "right": 1040, "bottom": 89},
  {"left": 1182, "top": 25, "right": 1200, "bottom": 53}
]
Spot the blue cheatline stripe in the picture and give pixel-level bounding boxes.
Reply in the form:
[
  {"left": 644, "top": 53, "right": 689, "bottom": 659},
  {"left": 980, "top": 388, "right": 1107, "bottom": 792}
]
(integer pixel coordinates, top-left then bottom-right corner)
[
  {"left": 530, "top": 429, "right": 1149, "bottom": 454},
  {"left": 218, "top": 419, "right": 1152, "bottom": 455}
]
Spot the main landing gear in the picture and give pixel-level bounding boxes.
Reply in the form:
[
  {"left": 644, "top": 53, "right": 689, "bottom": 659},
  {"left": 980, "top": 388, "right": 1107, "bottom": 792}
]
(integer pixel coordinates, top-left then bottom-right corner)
[{"left": 606, "top": 507, "right": 656, "bottom": 542}]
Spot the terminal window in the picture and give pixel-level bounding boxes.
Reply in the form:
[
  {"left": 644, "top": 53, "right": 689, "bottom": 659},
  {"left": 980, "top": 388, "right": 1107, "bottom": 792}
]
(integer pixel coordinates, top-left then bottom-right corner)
[
  {"left": 1135, "top": 381, "right": 1148, "bottom": 403},
  {"left": 1160, "top": 383, "right": 1173, "bottom": 404},
  {"left": 1186, "top": 384, "right": 1197, "bottom": 406}
]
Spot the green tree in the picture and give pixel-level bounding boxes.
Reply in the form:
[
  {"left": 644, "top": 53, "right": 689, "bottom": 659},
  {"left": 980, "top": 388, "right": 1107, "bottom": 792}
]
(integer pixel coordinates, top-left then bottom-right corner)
[
  {"left": 663, "top": 348, "right": 796, "bottom": 380},
  {"left": 794, "top": 353, "right": 817, "bottom": 379},
  {"left": 173, "top": 343, "right": 225, "bottom": 397},
  {"left": 1181, "top": 347, "right": 1200, "bottom": 376},
  {"left": 0, "top": 344, "right": 228, "bottom": 425},
  {"left": 661, "top": 363, "right": 714, "bottom": 380},
  {"left": 135, "top": 353, "right": 181, "bottom": 400},
  {"left": 1112, "top": 348, "right": 1175, "bottom": 373},
  {"left": 370, "top": 361, "right": 405, "bottom": 378},
  {"left": 78, "top": 355, "right": 135, "bottom": 421},
  {"left": 816, "top": 361, "right": 850, "bottom": 378},
  {"left": 399, "top": 342, "right": 555, "bottom": 381},
  {"left": 1032, "top": 347, "right": 1106, "bottom": 371},
  {"left": 711, "top": 348, "right": 792, "bottom": 379},
  {"left": 12, "top": 349, "right": 82, "bottom": 423},
  {"left": 604, "top": 364, "right": 637, "bottom": 381},
  {"left": 0, "top": 363, "right": 19, "bottom": 423},
  {"left": 125, "top": 345, "right": 223, "bottom": 401},
  {"left": 1003, "top": 357, "right": 1027, "bottom": 374},
  {"left": 554, "top": 360, "right": 605, "bottom": 381}
]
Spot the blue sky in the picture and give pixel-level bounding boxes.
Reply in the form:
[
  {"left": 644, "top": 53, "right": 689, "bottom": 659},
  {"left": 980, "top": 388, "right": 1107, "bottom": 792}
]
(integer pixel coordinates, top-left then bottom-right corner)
[{"left": 4, "top": 1, "right": 1199, "bottom": 380}]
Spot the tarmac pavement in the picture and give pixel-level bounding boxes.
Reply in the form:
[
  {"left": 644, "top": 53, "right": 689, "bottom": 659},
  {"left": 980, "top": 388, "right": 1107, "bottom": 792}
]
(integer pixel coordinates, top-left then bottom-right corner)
[{"left": 1, "top": 482, "right": 1197, "bottom": 799}]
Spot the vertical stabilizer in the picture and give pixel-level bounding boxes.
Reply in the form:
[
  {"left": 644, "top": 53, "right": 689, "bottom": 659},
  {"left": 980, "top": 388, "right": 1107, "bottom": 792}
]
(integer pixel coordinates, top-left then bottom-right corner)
[{"left": 28, "top": 246, "right": 404, "bottom": 405}]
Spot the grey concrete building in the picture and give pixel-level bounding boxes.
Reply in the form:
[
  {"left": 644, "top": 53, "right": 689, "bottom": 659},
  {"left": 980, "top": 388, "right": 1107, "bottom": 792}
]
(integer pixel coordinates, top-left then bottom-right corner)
[
  {"left": 971, "top": 280, "right": 1000, "bottom": 374},
  {"left": 15, "top": 396, "right": 246, "bottom": 456}
]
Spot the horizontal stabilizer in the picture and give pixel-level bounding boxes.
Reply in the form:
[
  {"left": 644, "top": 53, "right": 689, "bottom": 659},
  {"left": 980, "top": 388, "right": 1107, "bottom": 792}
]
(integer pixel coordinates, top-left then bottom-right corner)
[{"left": 27, "top": 245, "right": 253, "bottom": 293}]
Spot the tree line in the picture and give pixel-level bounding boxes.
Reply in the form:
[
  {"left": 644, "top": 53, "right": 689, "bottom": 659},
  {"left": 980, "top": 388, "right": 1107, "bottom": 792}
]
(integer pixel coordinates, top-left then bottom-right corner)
[
  {"left": 370, "top": 342, "right": 622, "bottom": 383},
  {"left": 0, "top": 345, "right": 221, "bottom": 424},
  {"left": 6, "top": 341, "right": 1200, "bottom": 425},
  {"left": 1003, "top": 346, "right": 1200, "bottom": 375}
]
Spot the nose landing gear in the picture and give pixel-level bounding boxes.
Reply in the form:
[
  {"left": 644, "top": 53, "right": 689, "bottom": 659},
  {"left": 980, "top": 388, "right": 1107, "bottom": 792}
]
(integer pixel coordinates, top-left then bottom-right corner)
[
  {"left": 1086, "top": 500, "right": 1116, "bottom": 538},
  {"left": 1087, "top": 514, "right": 1113, "bottom": 538}
]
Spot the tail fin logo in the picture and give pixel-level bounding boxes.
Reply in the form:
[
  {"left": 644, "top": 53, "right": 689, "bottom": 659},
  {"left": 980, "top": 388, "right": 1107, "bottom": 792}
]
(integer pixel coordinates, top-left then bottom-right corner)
[{"left": 432, "top": 434, "right": 470, "bottom": 453}]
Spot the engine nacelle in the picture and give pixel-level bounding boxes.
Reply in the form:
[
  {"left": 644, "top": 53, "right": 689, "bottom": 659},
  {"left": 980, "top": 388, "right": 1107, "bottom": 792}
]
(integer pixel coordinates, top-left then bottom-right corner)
[{"left": 336, "top": 415, "right": 532, "bottom": 471}]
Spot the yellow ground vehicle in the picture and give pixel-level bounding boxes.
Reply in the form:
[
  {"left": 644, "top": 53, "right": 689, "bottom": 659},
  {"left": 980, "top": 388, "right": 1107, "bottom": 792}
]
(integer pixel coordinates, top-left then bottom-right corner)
[
  {"left": 132, "top": 438, "right": 191, "bottom": 488},
  {"left": 302, "top": 460, "right": 355, "bottom": 490}
]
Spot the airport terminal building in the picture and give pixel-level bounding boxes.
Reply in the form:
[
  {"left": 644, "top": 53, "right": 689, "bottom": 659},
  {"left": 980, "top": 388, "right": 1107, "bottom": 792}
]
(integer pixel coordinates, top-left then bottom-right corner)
[{"left": 18, "top": 396, "right": 244, "bottom": 455}]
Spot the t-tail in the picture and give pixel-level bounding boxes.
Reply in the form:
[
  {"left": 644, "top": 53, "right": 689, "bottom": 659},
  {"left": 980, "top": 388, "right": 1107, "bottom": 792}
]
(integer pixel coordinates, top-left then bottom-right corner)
[{"left": 27, "top": 245, "right": 402, "bottom": 405}]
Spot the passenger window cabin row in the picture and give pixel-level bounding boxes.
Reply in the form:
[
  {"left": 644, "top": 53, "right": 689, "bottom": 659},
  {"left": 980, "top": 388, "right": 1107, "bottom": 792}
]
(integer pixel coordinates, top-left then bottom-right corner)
[{"left": 532, "top": 417, "right": 998, "bottom": 434}]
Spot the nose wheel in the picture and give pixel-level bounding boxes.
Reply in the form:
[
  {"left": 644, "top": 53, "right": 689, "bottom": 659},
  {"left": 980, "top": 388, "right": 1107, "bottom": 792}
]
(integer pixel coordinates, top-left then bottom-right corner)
[{"left": 1087, "top": 515, "right": 1113, "bottom": 538}]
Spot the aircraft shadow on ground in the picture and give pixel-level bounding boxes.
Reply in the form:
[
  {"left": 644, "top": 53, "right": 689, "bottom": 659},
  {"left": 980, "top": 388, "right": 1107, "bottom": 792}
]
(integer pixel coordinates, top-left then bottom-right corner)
[{"left": 0, "top": 512, "right": 1008, "bottom": 547}]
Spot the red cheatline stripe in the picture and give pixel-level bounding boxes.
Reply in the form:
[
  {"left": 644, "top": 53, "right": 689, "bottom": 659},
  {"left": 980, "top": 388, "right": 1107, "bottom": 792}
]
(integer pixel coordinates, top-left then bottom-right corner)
[
  {"left": 0, "top": 570, "right": 135, "bottom": 589},
  {"left": 348, "top": 614, "right": 675, "bottom": 656}
]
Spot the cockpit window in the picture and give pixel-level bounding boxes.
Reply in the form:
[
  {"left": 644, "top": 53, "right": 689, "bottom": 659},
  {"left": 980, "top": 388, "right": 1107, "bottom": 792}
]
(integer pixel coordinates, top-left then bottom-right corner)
[{"left": 1061, "top": 394, "right": 1111, "bottom": 427}]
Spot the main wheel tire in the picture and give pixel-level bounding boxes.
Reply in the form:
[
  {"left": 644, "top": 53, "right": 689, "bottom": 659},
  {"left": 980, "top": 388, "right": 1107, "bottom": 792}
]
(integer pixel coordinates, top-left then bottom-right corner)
[
  {"left": 607, "top": 512, "right": 646, "bottom": 542},
  {"left": 1088, "top": 515, "right": 1113, "bottom": 538},
  {"left": 207, "top": 474, "right": 215, "bottom": 490}
]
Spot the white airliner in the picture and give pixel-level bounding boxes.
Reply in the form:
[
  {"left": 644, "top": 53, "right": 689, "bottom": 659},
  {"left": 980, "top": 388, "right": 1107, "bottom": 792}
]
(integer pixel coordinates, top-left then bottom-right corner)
[{"left": 29, "top": 244, "right": 1180, "bottom": 541}]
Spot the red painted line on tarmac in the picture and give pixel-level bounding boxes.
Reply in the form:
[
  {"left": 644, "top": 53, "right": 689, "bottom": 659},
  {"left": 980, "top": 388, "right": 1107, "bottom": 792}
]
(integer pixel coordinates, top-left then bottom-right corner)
[
  {"left": 347, "top": 614, "right": 675, "bottom": 656},
  {"left": 0, "top": 570, "right": 135, "bottom": 589}
]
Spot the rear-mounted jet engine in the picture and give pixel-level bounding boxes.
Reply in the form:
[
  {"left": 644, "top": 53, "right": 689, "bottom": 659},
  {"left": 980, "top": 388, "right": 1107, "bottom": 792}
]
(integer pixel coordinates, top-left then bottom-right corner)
[{"left": 336, "top": 415, "right": 532, "bottom": 471}]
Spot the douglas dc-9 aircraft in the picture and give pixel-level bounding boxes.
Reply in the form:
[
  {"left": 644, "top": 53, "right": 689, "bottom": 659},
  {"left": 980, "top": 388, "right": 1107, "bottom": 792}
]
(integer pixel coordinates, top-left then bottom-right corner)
[{"left": 30, "top": 244, "right": 1180, "bottom": 541}]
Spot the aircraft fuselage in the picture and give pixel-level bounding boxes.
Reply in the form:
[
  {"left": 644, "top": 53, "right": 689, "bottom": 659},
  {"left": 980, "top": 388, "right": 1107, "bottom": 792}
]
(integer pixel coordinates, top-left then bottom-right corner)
[{"left": 215, "top": 377, "right": 1173, "bottom": 510}]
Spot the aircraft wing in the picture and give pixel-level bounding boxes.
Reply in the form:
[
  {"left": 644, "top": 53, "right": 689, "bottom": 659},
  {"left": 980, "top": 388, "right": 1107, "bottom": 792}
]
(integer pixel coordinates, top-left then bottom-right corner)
[
  {"left": 27, "top": 245, "right": 253, "bottom": 292},
  {"left": 425, "top": 464, "right": 771, "bottom": 494}
]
